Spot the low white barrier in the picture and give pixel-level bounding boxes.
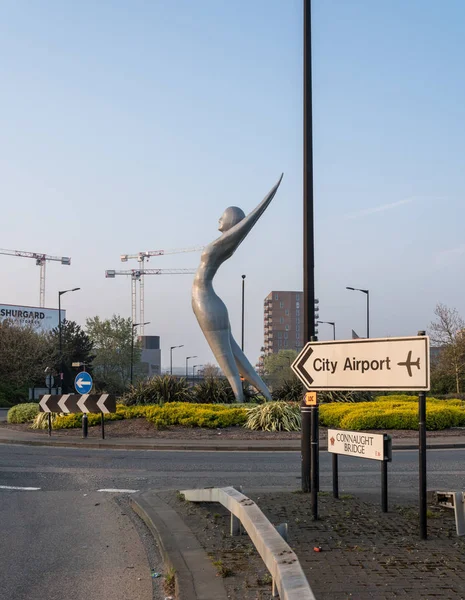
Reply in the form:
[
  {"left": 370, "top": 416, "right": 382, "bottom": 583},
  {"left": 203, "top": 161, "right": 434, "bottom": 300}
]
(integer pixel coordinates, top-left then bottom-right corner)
[{"left": 181, "top": 486, "right": 316, "bottom": 600}]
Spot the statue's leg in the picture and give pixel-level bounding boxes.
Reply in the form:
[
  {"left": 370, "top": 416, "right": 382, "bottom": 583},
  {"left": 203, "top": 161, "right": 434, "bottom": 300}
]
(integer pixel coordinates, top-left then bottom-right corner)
[
  {"left": 203, "top": 328, "right": 244, "bottom": 402},
  {"left": 229, "top": 335, "right": 272, "bottom": 401}
]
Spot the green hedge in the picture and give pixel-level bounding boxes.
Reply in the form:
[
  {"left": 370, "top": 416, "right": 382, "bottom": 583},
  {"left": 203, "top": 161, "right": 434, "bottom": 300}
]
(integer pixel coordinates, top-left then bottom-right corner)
[
  {"left": 319, "top": 396, "right": 465, "bottom": 431},
  {"left": 52, "top": 403, "right": 247, "bottom": 430},
  {"left": 7, "top": 403, "right": 40, "bottom": 423}
]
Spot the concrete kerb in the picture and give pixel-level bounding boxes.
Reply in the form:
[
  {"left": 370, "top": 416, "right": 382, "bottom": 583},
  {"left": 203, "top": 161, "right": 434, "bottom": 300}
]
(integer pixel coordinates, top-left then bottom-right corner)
[
  {"left": 181, "top": 486, "right": 316, "bottom": 600},
  {"left": 130, "top": 491, "right": 228, "bottom": 600}
]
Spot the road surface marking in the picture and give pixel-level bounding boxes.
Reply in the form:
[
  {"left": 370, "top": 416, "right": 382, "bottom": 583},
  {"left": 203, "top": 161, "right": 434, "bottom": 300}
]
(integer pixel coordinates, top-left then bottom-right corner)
[
  {"left": 0, "top": 485, "right": 41, "bottom": 491},
  {"left": 97, "top": 488, "right": 139, "bottom": 493}
]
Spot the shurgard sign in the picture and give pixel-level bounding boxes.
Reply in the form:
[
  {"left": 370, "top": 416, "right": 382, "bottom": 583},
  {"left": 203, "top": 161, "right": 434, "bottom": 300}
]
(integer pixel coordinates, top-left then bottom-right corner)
[{"left": 0, "top": 304, "right": 64, "bottom": 332}]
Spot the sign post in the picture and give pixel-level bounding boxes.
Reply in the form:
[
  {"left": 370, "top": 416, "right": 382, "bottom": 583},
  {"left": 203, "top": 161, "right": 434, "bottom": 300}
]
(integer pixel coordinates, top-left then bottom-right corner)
[
  {"left": 74, "top": 372, "right": 93, "bottom": 439},
  {"left": 292, "top": 335, "right": 430, "bottom": 535},
  {"left": 328, "top": 429, "right": 392, "bottom": 511},
  {"left": 418, "top": 330, "right": 427, "bottom": 539}
]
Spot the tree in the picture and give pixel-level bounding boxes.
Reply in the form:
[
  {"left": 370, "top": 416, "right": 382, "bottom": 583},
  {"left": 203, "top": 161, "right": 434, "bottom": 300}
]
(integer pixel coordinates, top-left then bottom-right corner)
[
  {"left": 47, "top": 320, "right": 95, "bottom": 393},
  {"left": 86, "top": 315, "right": 141, "bottom": 394},
  {"left": 263, "top": 349, "right": 298, "bottom": 375},
  {"left": 0, "top": 322, "right": 52, "bottom": 403},
  {"left": 429, "top": 303, "right": 465, "bottom": 394},
  {"left": 201, "top": 363, "right": 221, "bottom": 378}
]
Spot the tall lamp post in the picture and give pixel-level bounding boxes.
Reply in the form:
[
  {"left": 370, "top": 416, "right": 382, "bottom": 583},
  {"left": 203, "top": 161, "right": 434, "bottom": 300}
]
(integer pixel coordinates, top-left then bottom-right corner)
[
  {"left": 346, "top": 287, "right": 370, "bottom": 338},
  {"left": 58, "top": 287, "right": 80, "bottom": 392},
  {"left": 193, "top": 364, "right": 202, "bottom": 379},
  {"left": 170, "top": 345, "right": 184, "bottom": 375},
  {"left": 317, "top": 320, "right": 336, "bottom": 340},
  {"left": 241, "top": 274, "right": 246, "bottom": 351},
  {"left": 186, "top": 356, "right": 197, "bottom": 379},
  {"left": 131, "top": 321, "right": 150, "bottom": 385}
]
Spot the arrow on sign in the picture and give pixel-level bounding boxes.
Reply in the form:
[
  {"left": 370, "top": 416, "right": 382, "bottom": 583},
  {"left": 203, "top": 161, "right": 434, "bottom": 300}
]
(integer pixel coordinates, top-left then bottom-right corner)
[
  {"left": 39, "top": 395, "right": 52, "bottom": 412},
  {"left": 57, "top": 394, "right": 72, "bottom": 413},
  {"left": 97, "top": 394, "right": 110, "bottom": 414},
  {"left": 77, "top": 394, "right": 90, "bottom": 413}
]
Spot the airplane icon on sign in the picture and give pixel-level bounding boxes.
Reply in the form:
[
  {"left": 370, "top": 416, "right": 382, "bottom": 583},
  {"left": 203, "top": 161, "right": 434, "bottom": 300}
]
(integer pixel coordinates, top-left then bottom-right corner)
[{"left": 397, "top": 351, "right": 421, "bottom": 377}]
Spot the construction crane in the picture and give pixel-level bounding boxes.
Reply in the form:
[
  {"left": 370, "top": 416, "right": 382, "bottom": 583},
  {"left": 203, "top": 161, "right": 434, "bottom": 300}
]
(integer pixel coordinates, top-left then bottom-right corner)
[
  {"left": 105, "top": 268, "right": 196, "bottom": 335},
  {"left": 118, "top": 246, "right": 203, "bottom": 336},
  {"left": 0, "top": 248, "right": 71, "bottom": 307}
]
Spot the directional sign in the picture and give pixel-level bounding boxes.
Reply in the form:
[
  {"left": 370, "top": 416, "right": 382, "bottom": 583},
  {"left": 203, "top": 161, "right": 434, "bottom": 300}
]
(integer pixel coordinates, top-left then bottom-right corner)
[
  {"left": 74, "top": 371, "right": 93, "bottom": 394},
  {"left": 39, "top": 394, "right": 116, "bottom": 414},
  {"left": 292, "top": 336, "right": 430, "bottom": 391}
]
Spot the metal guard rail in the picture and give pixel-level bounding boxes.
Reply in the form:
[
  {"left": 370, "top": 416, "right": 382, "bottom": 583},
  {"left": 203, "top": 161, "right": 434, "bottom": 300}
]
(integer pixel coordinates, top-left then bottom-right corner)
[{"left": 181, "top": 486, "right": 316, "bottom": 600}]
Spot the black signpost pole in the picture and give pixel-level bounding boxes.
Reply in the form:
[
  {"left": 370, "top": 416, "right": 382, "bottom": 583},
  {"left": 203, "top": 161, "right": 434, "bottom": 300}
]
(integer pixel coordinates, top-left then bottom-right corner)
[
  {"left": 48, "top": 413, "right": 52, "bottom": 437},
  {"left": 82, "top": 414, "right": 88, "bottom": 439},
  {"left": 301, "top": 404, "right": 311, "bottom": 492},
  {"left": 418, "top": 331, "right": 427, "bottom": 539},
  {"left": 332, "top": 454, "right": 338, "bottom": 498},
  {"left": 311, "top": 403, "right": 319, "bottom": 519},
  {"left": 381, "top": 462, "right": 388, "bottom": 513},
  {"left": 101, "top": 412, "right": 105, "bottom": 440}
]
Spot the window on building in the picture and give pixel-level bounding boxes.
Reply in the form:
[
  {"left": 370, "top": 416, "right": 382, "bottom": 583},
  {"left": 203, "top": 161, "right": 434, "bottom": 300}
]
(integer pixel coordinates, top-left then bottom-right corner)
[
  {"left": 278, "top": 340, "right": 282, "bottom": 348},
  {"left": 284, "top": 332, "right": 288, "bottom": 339},
  {"left": 280, "top": 301, "right": 284, "bottom": 308},
  {"left": 277, "top": 331, "right": 282, "bottom": 339},
  {"left": 296, "top": 294, "right": 300, "bottom": 301},
  {"left": 275, "top": 294, "right": 279, "bottom": 300},
  {"left": 296, "top": 331, "right": 300, "bottom": 339},
  {"left": 285, "top": 325, "right": 290, "bottom": 331},
  {"left": 284, "top": 341, "right": 288, "bottom": 348},
  {"left": 280, "top": 317, "right": 284, "bottom": 324},
  {"left": 296, "top": 302, "right": 300, "bottom": 308},
  {"left": 285, "top": 309, "right": 289, "bottom": 316},
  {"left": 296, "top": 309, "right": 300, "bottom": 317}
]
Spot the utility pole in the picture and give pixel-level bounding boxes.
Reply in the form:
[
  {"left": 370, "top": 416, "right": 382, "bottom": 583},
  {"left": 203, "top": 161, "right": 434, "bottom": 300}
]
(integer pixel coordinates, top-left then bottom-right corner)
[{"left": 302, "top": 0, "right": 316, "bottom": 496}]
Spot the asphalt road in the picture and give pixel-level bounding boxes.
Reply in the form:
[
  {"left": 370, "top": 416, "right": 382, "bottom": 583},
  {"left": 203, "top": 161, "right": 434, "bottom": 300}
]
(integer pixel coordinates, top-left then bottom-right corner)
[{"left": 2, "top": 444, "right": 465, "bottom": 599}]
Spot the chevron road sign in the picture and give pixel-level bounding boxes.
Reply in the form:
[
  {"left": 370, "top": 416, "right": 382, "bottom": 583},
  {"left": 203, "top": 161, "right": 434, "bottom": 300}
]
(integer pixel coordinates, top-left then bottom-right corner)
[
  {"left": 39, "top": 394, "right": 116, "bottom": 414},
  {"left": 292, "top": 336, "right": 430, "bottom": 391}
]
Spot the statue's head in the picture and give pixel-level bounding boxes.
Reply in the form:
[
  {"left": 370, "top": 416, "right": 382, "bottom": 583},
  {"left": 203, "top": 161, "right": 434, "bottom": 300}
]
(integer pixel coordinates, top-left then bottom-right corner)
[{"left": 218, "top": 206, "right": 245, "bottom": 232}]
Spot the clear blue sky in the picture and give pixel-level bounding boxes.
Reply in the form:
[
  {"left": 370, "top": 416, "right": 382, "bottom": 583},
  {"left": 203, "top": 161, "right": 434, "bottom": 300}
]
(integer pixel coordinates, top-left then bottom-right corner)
[{"left": 1, "top": 0, "right": 464, "bottom": 369}]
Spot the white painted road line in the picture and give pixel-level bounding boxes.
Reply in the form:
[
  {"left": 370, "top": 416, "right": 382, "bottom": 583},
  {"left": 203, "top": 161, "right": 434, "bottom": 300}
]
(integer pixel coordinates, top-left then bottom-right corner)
[
  {"left": 97, "top": 488, "right": 139, "bottom": 493},
  {"left": 0, "top": 485, "right": 41, "bottom": 491}
]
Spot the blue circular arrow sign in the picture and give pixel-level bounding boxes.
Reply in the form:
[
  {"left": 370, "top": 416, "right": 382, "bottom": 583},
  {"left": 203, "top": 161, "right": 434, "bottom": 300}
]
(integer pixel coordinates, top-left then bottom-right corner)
[{"left": 74, "top": 371, "right": 93, "bottom": 394}]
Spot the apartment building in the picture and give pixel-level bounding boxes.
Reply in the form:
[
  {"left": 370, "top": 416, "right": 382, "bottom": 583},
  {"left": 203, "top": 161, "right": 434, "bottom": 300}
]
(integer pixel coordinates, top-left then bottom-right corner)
[{"left": 263, "top": 291, "right": 305, "bottom": 356}]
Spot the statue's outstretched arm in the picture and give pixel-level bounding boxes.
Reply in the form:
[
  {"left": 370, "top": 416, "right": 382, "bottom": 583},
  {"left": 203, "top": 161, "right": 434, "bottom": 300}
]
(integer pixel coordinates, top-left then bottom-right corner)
[{"left": 216, "top": 174, "right": 283, "bottom": 253}]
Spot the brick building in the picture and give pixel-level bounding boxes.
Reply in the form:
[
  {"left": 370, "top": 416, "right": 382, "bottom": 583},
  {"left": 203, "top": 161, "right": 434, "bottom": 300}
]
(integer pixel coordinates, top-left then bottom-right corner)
[{"left": 263, "top": 291, "right": 305, "bottom": 356}]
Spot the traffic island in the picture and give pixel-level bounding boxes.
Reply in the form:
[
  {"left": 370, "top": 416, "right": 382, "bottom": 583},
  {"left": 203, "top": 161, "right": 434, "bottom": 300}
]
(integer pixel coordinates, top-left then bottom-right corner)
[{"left": 158, "top": 488, "right": 465, "bottom": 600}]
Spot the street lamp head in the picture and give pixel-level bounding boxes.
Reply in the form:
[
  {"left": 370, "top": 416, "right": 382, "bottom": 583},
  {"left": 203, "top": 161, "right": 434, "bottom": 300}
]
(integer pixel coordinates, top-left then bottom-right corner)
[
  {"left": 242, "top": 274, "right": 246, "bottom": 279},
  {"left": 346, "top": 287, "right": 355, "bottom": 291},
  {"left": 71, "top": 287, "right": 80, "bottom": 292},
  {"left": 60, "top": 287, "right": 80, "bottom": 296}
]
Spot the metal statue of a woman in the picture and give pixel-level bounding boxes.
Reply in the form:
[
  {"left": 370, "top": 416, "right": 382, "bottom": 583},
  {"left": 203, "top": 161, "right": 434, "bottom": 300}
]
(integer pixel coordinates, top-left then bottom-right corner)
[{"left": 192, "top": 175, "right": 283, "bottom": 402}]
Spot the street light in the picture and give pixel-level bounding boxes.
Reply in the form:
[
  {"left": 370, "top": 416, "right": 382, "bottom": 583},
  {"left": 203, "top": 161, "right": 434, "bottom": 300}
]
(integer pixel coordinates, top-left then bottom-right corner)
[
  {"left": 131, "top": 321, "right": 150, "bottom": 385},
  {"left": 317, "top": 320, "right": 336, "bottom": 340},
  {"left": 58, "top": 287, "right": 80, "bottom": 392},
  {"left": 241, "top": 274, "right": 246, "bottom": 351},
  {"left": 186, "top": 355, "right": 197, "bottom": 378},
  {"left": 193, "top": 364, "right": 202, "bottom": 379},
  {"left": 346, "top": 287, "right": 370, "bottom": 338},
  {"left": 170, "top": 345, "right": 184, "bottom": 375}
]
